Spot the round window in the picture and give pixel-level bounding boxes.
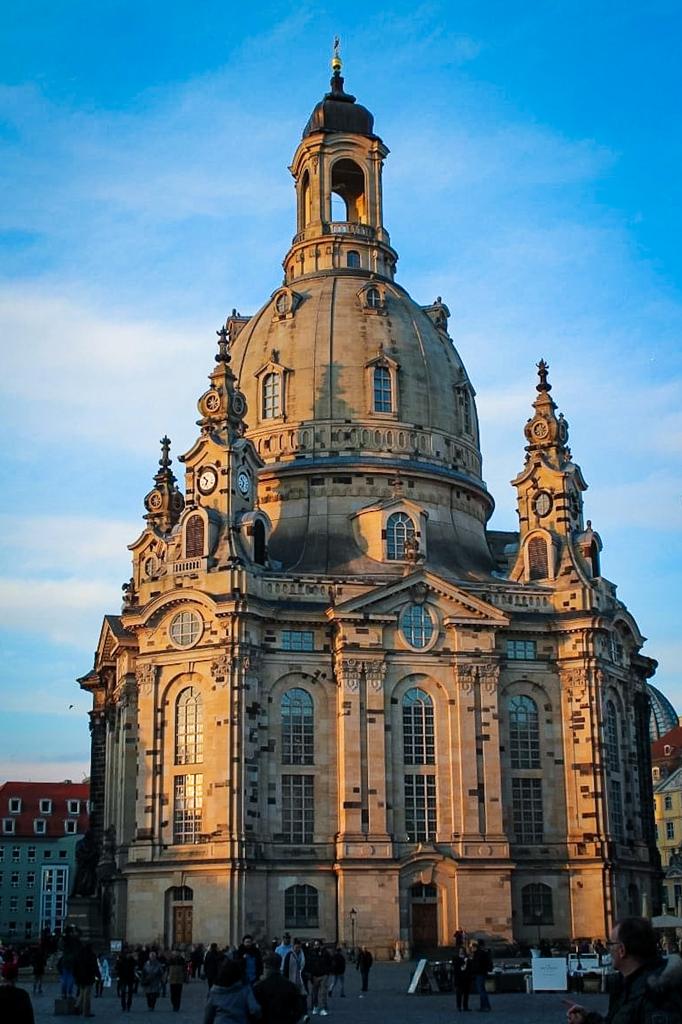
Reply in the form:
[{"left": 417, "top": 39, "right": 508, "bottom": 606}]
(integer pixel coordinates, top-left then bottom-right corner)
[
  {"left": 275, "top": 293, "right": 289, "bottom": 315},
  {"left": 400, "top": 604, "right": 435, "bottom": 649},
  {"left": 169, "top": 611, "right": 202, "bottom": 648}
]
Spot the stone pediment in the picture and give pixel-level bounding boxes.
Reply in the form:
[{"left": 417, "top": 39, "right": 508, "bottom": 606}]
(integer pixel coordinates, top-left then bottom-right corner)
[
  {"left": 94, "top": 614, "right": 136, "bottom": 668},
  {"left": 330, "top": 569, "right": 509, "bottom": 626}
]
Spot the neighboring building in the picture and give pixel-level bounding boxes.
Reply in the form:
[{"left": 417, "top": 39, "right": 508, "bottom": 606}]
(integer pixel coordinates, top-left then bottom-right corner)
[
  {"left": 79, "top": 55, "right": 659, "bottom": 954},
  {"left": 0, "top": 781, "right": 89, "bottom": 942},
  {"left": 653, "top": 768, "right": 682, "bottom": 910},
  {"left": 652, "top": 724, "right": 682, "bottom": 783},
  {"left": 648, "top": 685, "right": 679, "bottom": 743}
]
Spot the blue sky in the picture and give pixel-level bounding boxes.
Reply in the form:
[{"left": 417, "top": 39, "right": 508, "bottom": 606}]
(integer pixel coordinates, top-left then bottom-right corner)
[{"left": 1, "top": 2, "right": 680, "bottom": 781}]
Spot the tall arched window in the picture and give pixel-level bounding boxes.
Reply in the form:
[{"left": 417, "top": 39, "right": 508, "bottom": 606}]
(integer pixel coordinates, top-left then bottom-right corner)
[
  {"left": 300, "top": 170, "right": 311, "bottom": 228},
  {"left": 284, "top": 884, "right": 318, "bottom": 928},
  {"left": 509, "top": 695, "right": 540, "bottom": 769},
  {"left": 386, "top": 512, "right": 415, "bottom": 560},
  {"left": 175, "top": 687, "right": 203, "bottom": 765},
  {"left": 263, "top": 372, "right": 281, "bottom": 419},
  {"left": 522, "top": 883, "right": 553, "bottom": 924},
  {"left": 403, "top": 688, "right": 435, "bottom": 764},
  {"left": 527, "top": 536, "right": 549, "bottom": 580},
  {"left": 605, "top": 699, "right": 620, "bottom": 772},
  {"left": 373, "top": 366, "right": 392, "bottom": 412},
  {"left": 346, "top": 250, "right": 360, "bottom": 268},
  {"left": 253, "top": 520, "right": 266, "bottom": 565},
  {"left": 281, "top": 688, "right": 314, "bottom": 765},
  {"left": 185, "top": 514, "right": 204, "bottom": 558}
]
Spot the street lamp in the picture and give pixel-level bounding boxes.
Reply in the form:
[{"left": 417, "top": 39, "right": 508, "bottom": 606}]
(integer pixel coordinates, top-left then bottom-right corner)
[{"left": 350, "top": 907, "right": 357, "bottom": 956}]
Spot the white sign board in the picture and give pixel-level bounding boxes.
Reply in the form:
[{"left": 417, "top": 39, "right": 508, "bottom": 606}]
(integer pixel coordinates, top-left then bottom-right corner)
[
  {"left": 531, "top": 957, "right": 568, "bottom": 992},
  {"left": 407, "top": 958, "right": 429, "bottom": 994},
  {"left": 110, "top": 940, "right": 123, "bottom": 952}
]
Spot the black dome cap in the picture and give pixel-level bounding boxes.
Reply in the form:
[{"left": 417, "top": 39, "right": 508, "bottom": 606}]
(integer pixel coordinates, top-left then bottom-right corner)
[{"left": 303, "top": 70, "right": 375, "bottom": 139}]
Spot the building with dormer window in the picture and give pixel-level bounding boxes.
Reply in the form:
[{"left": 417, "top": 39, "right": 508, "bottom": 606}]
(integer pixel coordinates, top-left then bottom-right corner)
[{"left": 79, "top": 49, "right": 662, "bottom": 955}]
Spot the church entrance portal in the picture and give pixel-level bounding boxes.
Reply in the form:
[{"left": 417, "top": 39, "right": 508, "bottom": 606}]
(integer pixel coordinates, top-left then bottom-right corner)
[
  {"left": 168, "top": 886, "right": 193, "bottom": 946},
  {"left": 410, "top": 883, "right": 438, "bottom": 952}
]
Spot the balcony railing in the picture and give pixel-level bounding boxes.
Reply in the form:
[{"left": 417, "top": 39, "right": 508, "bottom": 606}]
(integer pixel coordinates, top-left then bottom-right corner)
[{"left": 292, "top": 222, "right": 377, "bottom": 245}]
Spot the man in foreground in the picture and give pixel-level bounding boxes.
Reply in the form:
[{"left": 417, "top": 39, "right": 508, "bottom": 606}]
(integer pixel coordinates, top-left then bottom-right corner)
[{"left": 568, "top": 917, "right": 682, "bottom": 1024}]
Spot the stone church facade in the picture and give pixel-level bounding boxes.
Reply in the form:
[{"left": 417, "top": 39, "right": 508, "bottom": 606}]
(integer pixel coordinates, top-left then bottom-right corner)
[{"left": 79, "top": 57, "right": 658, "bottom": 955}]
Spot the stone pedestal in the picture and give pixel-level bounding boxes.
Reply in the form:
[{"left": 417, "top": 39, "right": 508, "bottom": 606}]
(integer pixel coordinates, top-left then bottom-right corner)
[{"left": 67, "top": 895, "right": 105, "bottom": 946}]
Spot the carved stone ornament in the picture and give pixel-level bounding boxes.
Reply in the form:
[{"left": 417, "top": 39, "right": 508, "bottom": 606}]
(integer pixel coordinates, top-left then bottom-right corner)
[
  {"left": 339, "top": 658, "right": 362, "bottom": 692},
  {"left": 211, "top": 654, "right": 230, "bottom": 686},
  {"left": 365, "top": 660, "right": 387, "bottom": 692},
  {"left": 479, "top": 662, "right": 500, "bottom": 694},
  {"left": 136, "top": 662, "right": 157, "bottom": 696},
  {"left": 456, "top": 663, "right": 476, "bottom": 694}
]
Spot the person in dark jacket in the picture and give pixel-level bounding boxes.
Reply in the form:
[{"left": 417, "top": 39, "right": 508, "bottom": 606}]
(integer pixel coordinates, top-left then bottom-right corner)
[
  {"left": 307, "top": 940, "right": 332, "bottom": 1014},
  {"left": 469, "top": 940, "right": 492, "bottom": 1012},
  {"left": 236, "top": 935, "right": 264, "bottom": 986},
  {"left": 568, "top": 917, "right": 682, "bottom": 1024},
  {"left": 167, "top": 951, "right": 186, "bottom": 1013},
  {"left": 141, "top": 950, "right": 164, "bottom": 1010},
  {"left": 254, "top": 953, "right": 306, "bottom": 1024},
  {"left": 116, "top": 948, "right": 137, "bottom": 1012},
  {"left": 73, "top": 942, "right": 100, "bottom": 1018},
  {"left": 328, "top": 947, "right": 346, "bottom": 998},
  {"left": 356, "top": 947, "right": 373, "bottom": 997},
  {"left": 204, "top": 959, "right": 262, "bottom": 1024},
  {"left": 452, "top": 946, "right": 472, "bottom": 1011},
  {"left": 0, "top": 962, "right": 35, "bottom": 1024},
  {"left": 31, "top": 945, "right": 47, "bottom": 995},
  {"left": 204, "top": 943, "right": 223, "bottom": 990}
]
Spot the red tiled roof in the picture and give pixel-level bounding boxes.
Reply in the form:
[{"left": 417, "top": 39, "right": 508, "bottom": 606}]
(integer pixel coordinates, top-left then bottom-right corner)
[
  {"left": 0, "top": 781, "right": 90, "bottom": 839},
  {"left": 652, "top": 726, "right": 682, "bottom": 759}
]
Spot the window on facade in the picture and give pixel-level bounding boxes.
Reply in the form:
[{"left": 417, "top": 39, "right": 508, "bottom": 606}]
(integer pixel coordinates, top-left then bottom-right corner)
[
  {"left": 400, "top": 604, "right": 434, "bottom": 649},
  {"left": 26, "top": 872, "right": 35, "bottom": 888},
  {"left": 169, "top": 611, "right": 202, "bottom": 648},
  {"left": 404, "top": 774, "right": 437, "bottom": 842},
  {"left": 281, "top": 775, "right": 314, "bottom": 843},
  {"left": 366, "top": 287, "right": 382, "bottom": 310},
  {"left": 185, "top": 514, "right": 205, "bottom": 559},
  {"left": 173, "top": 774, "right": 203, "bottom": 844},
  {"left": 64, "top": 820, "right": 77, "bottom": 835},
  {"left": 11, "top": 872, "right": 19, "bottom": 888},
  {"left": 8, "top": 922, "right": 16, "bottom": 937},
  {"left": 263, "top": 372, "right": 281, "bottom": 419},
  {"left": 24, "top": 922, "right": 32, "bottom": 939},
  {"left": 253, "top": 520, "right": 266, "bottom": 565},
  {"left": 522, "top": 883, "right": 554, "bottom": 925},
  {"left": 506, "top": 640, "right": 537, "bottom": 660},
  {"left": 281, "top": 689, "right": 314, "bottom": 766},
  {"left": 39, "top": 799, "right": 52, "bottom": 815},
  {"left": 457, "top": 387, "right": 473, "bottom": 435},
  {"left": 275, "top": 293, "right": 289, "bottom": 314},
  {"left": 171, "top": 885, "right": 193, "bottom": 902},
  {"left": 67, "top": 800, "right": 80, "bottom": 815},
  {"left": 43, "top": 850, "right": 52, "bottom": 859},
  {"left": 10, "top": 896, "right": 17, "bottom": 912},
  {"left": 373, "top": 366, "right": 392, "bottom": 413},
  {"left": 0, "top": 848, "right": 3, "bottom": 862},
  {"left": 527, "top": 537, "right": 549, "bottom": 580},
  {"left": 605, "top": 700, "right": 620, "bottom": 773},
  {"left": 512, "top": 778, "right": 544, "bottom": 843},
  {"left": 3, "top": 819, "right": 15, "bottom": 834},
  {"left": 40, "top": 865, "right": 68, "bottom": 935},
  {"left": 609, "top": 635, "right": 624, "bottom": 664},
  {"left": 8, "top": 798, "right": 21, "bottom": 814},
  {"left": 34, "top": 819, "right": 47, "bottom": 835},
  {"left": 667, "top": 821, "right": 675, "bottom": 840},
  {"left": 27, "top": 847, "right": 35, "bottom": 863},
  {"left": 386, "top": 512, "right": 415, "bottom": 560},
  {"left": 402, "top": 689, "right": 435, "bottom": 765},
  {"left": 284, "top": 884, "right": 319, "bottom": 928},
  {"left": 25, "top": 895, "right": 34, "bottom": 912},
  {"left": 346, "top": 250, "right": 360, "bottom": 268},
  {"left": 12, "top": 846, "right": 20, "bottom": 862},
  {"left": 665, "top": 795, "right": 673, "bottom": 811},
  {"left": 508, "top": 696, "right": 540, "bottom": 770},
  {"left": 175, "top": 687, "right": 204, "bottom": 766},
  {"left": 281, "top": 630, "right": 314, "bottom": 652},
  {"left": 59, "top": 850, "right": 67, "bottom": 859},
  {"left": 609, "top": 779, "right": 624, "bottom": 841}
]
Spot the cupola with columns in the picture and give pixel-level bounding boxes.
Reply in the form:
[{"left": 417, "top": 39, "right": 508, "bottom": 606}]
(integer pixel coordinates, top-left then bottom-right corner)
[{"left": 284, "top": 40, "right": 398, "bottom": 283}]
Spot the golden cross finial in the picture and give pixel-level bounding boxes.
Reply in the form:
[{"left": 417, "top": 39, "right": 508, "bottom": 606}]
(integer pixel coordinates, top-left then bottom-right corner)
[{"left": 331, "top": 36, "right": 342, "bottom": 73}]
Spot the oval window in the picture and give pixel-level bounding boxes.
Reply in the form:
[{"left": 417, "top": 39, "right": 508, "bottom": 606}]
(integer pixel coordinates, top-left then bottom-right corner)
[{"left": 400, "top": 604, "right": 435, "bottom": 649}]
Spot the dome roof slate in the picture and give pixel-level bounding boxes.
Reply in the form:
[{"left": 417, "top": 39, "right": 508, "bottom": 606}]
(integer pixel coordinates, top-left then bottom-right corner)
[
  {"left": 648, "top": 683, "right": 679, "bottom": 742},
  {"left": 303, "top": 72, "right": 375, "bottom": 139}
]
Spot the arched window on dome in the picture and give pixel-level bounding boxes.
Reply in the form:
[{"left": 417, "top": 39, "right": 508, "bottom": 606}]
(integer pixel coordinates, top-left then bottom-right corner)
[
  {"left": 366, "top": 287, "right": 382, "bottom": 310},
  {"left": 527, "top": 536, "right": 549, "bottom": 580},
  {"left": 185, "top": 514, "right": 205, "bottom": 559},
  {"left": 508, "top": 695, "right": 540, "bottom": 769},
  {"left": 522, "top": 883, "right": 553, "bottom": 925},
  {"left": 373, "top": 366, "right": 392, "bottom": 413},
  {"left": 402, "top": 688, "right": 435, "bottom": 764},
  {"left": 253, "top": 520, "right": 266, "bottom": 565},
  {"left": 262, "top": 372, "right": 281, "bottom": 419},
  {"left": 281, "top": 688, "right": 314, "bottom": 765},
  {"left": 386, "top": 512, "right": 415, "bottom": 561},
  {"left": 175, "top": 687, "right": 203, "bottom": 765},
  {"left": 300, "top": 170, "right": 311, "bottom": 229},
  {"left": 346, "top": 250, "right": 361, "bottom": 268}
]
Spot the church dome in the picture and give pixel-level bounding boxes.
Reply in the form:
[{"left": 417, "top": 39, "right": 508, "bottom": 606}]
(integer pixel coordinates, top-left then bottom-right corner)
[
  {"left": 303, "top": 71, "right": 375, "bottom": 139},
  {"left": 648, "top": 683, "right": 679, "bottom": 742}
]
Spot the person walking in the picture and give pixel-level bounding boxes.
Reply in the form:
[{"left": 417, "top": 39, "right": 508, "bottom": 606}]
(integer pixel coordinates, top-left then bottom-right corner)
[
  {"left": 204, "top": 943, "right": 223, "bottom": 990},
  {"left": 73, "top": 941, "right": 100, "bottom": 1018},
  {"left": 307, "top": 939, "right": 332, "bottom": 1015},
  {"left": 356, "top": 946, "right": 373, "bottom": 998},
  {"left": 167, "top": 950, "right": 186, "bottom": 1013},
  {"left": 283, "top": 939, "right": 306, "bottom": 995},
  {"left": 141, "top": 950, "right": 165, "bottom": 1011},
  {"left": 116, "top": 947, "right": 137, "bottom": 1012},
  {"left": 236, "top": 935, "right": 264, "bottom": 987},
  {"left": 96, "top": 952, "right": 111, "bottom": 997},
  {"left": 31, "top": 945, "right": 46, "bottom": 995},
  {"left": 275, "top": 933, "right": 294, "bottom": 968},
  {"left": 452, "top": 945, "right": 472, "bottom": 1012},
  {"left": 469, "top": 940, "right": 492, "bottom": 1013},
  {"left": 567, "top": 916, "right": 682, "bottom": 1024},
  {"left": 254, "top": 952, "right": 306, "bottom": 1024},
  {"left": 204, "top": 959, "right": 262, "bottom": 1024},
  {"left": 328, "top": 947, "right": 346, "bottom": 998}
]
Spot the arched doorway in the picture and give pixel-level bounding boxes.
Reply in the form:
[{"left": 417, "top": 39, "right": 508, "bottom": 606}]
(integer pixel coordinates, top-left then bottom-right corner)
[
  {"left": 410, "top": 882, "right": 438, "bottom": 953},
  {"left": 168, "top": 885, "right": 193, "bottom": 946}
]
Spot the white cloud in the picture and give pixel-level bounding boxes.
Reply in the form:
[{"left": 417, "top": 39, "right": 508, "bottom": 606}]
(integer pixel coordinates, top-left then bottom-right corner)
[
  {"left": 0, "top": 515, "right": 136, "bottom": 574},
  {"left": 0, "top": 577, "right": 119, "bottom": 649}
]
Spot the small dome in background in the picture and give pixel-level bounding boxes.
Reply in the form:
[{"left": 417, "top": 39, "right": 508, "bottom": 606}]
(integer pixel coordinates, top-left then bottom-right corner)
[{"left": 647, "top": 683, "right": 679, "bottom": 742}]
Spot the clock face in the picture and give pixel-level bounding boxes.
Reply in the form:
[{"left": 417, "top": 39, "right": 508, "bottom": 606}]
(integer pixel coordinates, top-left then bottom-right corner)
[
  {"left": 532, "top": 419, "right": 549, "bottom": 440},
  {"left": 237, "top": 470, "right": 251, "bottom": 497},
  {"left": 198, "top": 467, "right": 217, "bottom": 494},
  {"left": 534, "top": 491, "right": 552, "bottom": 517}
]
